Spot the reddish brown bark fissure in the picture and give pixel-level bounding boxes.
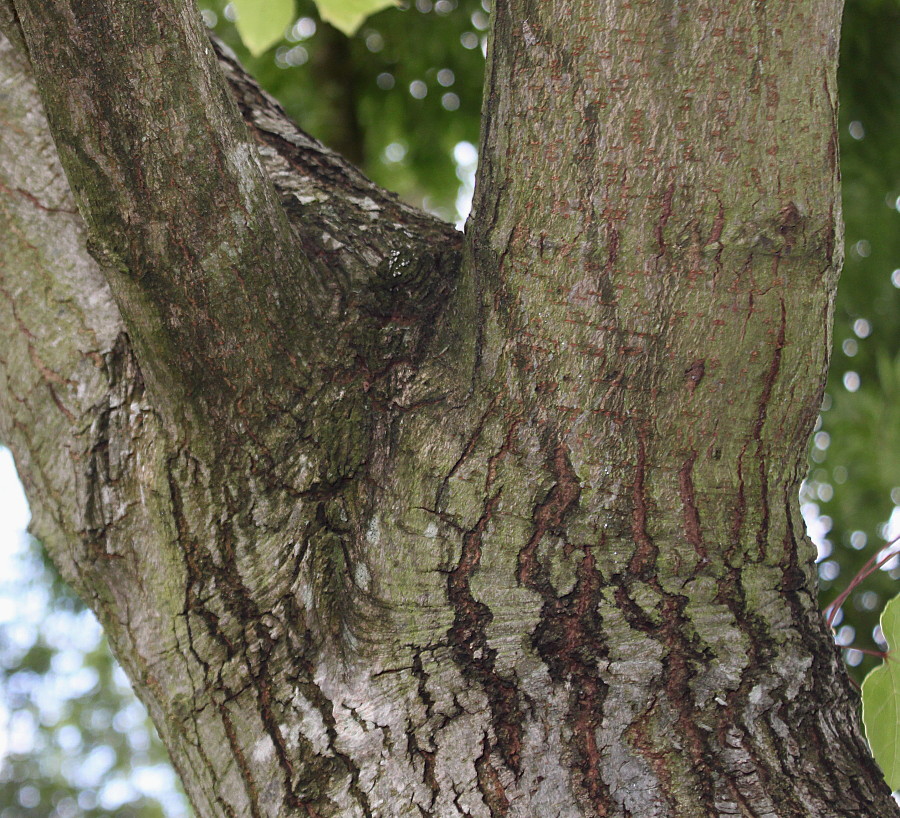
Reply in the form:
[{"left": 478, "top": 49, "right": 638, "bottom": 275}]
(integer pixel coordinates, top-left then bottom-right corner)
[
  {"left": 446, "top": 413, "right": 525, "bottom": 777},
  {"left": 446, "top": 487, "right": 525, "bottom": 775},
  {"left": 521, "top": 446, "right": 610, "bottom": 815},
  {"left": 678, "top": 450, "right": 708, "bottom": 565},
  {"left": 628, "top": 429, "right": 656, "bottom": 578},
  {"left": 475, "top": 734, "right": 512, "bottom": 817}
]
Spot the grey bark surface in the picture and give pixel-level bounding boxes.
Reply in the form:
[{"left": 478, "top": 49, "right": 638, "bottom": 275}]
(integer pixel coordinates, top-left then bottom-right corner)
[{"left": 0, "top": 0, "right": 895, "bottom": 816}]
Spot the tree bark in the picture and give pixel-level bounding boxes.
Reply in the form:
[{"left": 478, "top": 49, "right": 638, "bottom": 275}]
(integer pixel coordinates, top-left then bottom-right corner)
[{"left": 0, "top": 0, "right": 895, "bottom": 816}]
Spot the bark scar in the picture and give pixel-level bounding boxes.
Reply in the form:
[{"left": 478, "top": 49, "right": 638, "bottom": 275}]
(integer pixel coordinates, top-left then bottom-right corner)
[{"left": 679, "top": 451, "right": 709, "bottom": 565}]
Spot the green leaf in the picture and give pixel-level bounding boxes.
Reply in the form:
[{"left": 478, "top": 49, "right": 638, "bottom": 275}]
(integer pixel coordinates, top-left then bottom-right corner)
[
  {"left": 232, "top": 0, "right": 295, "bottom": 56},
  {"left": 861, "top": 593, "right": 900, "bottom": 790},
  {"left": 312, "top": 0, "right": 399, "bottom": 36}
]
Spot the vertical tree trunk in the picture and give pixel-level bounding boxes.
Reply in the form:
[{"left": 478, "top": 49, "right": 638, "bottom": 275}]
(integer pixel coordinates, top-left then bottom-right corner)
[{"left": 0, "top": 0, "right": 895, "bottom": 816}]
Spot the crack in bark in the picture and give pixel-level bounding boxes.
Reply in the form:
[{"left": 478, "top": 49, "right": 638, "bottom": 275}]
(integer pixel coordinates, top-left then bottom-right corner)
[
  {"left": 285, "top": 642, "right": 375, "bottom": 818},
  {"left": 711, "top": 561, "right": 811, "bottom": 814},
  {"left": 755, "top": 455, "right": 770, "bottom": 562},
  {"left": 475, "top": 734, "right": 511, "bottom": 817},
  {"left": 654, "top": 180, "right": 676, "bottom": 259},
  {"left": 604, "top": 221, "right": 620, "bottom": 276},
  {"left": 777, "top": 488, "right": 882, "bottom": 810},
  {"left": 658, "top": 595, "right": 719, "bottom": 810},
  {"left": 732, "top": 296, "right": 787, "bottom": 562},
  {"left": 219, "top": 706, "right": 265, "bottom": 818},
  {"left": 627, "top": 429, "right": 656, "bottom": 578},
  {"left": 436, "top": 396, "right": 501, "bottom": 510},
  {"left": 517, "top": 443, "right": 613, "bottom": 814},
  {"left": 623, "top": 695, "right": 679, "bottom": 816},
  {"left": 411, "top": 649, "right": 436, "bottom": 723},
  {"left": 446, "top": 418, "right": 526, "bottom": 780},
  {"left": 75, "top": 340, "right": 256, "bottom": 818},
  {"left": 678, "top": 451, "right": 709, "bottom": 566},
  {"left": 407, "top": 722, "right": 440, "bottom": 811},
  {"left": 168, "top": 466, "right": 267, "bottom": 818},
  {"left": 446, "top": 488, "right": 525, "bottom": 774},
  {"left": 167, "top": 461, "right": 357, "bottom": 817},
  {"left": 615, "top": 572, "right": 724, "bottom": 812},
  {"left": 752, "top": 297, "right": 786, "bottom": 440},
  {"left": 752, "top": 297, "right": 786, "bottom": 563},
  {"left": 611, "top": 432, "right": 743, "bottom": 810}
]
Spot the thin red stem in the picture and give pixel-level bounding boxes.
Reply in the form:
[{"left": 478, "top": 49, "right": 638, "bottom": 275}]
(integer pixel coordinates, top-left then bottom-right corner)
[
  {"left": 825, "top": 532, "right": 900, "bottom": 630},
  {"left": 839, "top": 646, "right": 888, "bottom": 659}
]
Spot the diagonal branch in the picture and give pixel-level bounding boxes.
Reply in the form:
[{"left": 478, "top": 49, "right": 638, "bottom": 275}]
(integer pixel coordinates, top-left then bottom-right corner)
[
  {"left": 10, "top": 0, "right": 327, "bottom": 437},
  {"left": 7, "top": 0, "right": 462, "bottom": 445}
]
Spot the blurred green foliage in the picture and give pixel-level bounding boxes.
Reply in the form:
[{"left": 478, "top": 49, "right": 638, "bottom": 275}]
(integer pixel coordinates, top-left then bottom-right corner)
[
  {"left": 0, "top": 530, "right": 188, "bottom": 818},
  {"left": 814, "top": 0, "right": 900, "bottom": 681},
  {"left": 2, "top": 0, "right": 900, "bottom": 814},
  {"left": 230, "top": 0, "right": 295, "bottom": 54},
  {"left": 309, "top": 0, "right": 401, "bottom": 36}
]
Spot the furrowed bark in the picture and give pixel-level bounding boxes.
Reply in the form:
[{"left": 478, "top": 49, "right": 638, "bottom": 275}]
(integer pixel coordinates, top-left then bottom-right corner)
[
  {"left": 8, "top": 0, "right": 322, "bottom": 437},
  {"left": 0, "top": 15, "right": 461, "bottom": 818},
  {"left": 445, "top": 0, "right": 894, "bottom": 813},
  {"left": 0, "top": 0, "right": 896, "bottom": 816},
  {"left": 8, "top": 0, "right": 461, "bottom": 445}
]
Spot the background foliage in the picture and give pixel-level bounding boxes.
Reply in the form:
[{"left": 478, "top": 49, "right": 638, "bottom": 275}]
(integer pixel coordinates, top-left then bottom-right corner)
[
  {"left": 0, "top": 0, "right": 898, "bottom": 814},
  {"left": 202, "top": 0, "right": 488, "bottom": 221},
  {"left": 813, "top": 0, "right": 900, "bottom": 681}
]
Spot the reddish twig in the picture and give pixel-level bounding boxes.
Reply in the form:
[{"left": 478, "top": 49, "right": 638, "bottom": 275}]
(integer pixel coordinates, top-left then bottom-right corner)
[{"left": 825, "top": 532, "right": 900, "bottom": 630}]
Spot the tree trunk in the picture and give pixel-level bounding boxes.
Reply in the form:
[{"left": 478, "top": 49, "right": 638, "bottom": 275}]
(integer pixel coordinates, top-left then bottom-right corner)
[{"left": 0, "top": 0, "right": 895, "bottom": 815}]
